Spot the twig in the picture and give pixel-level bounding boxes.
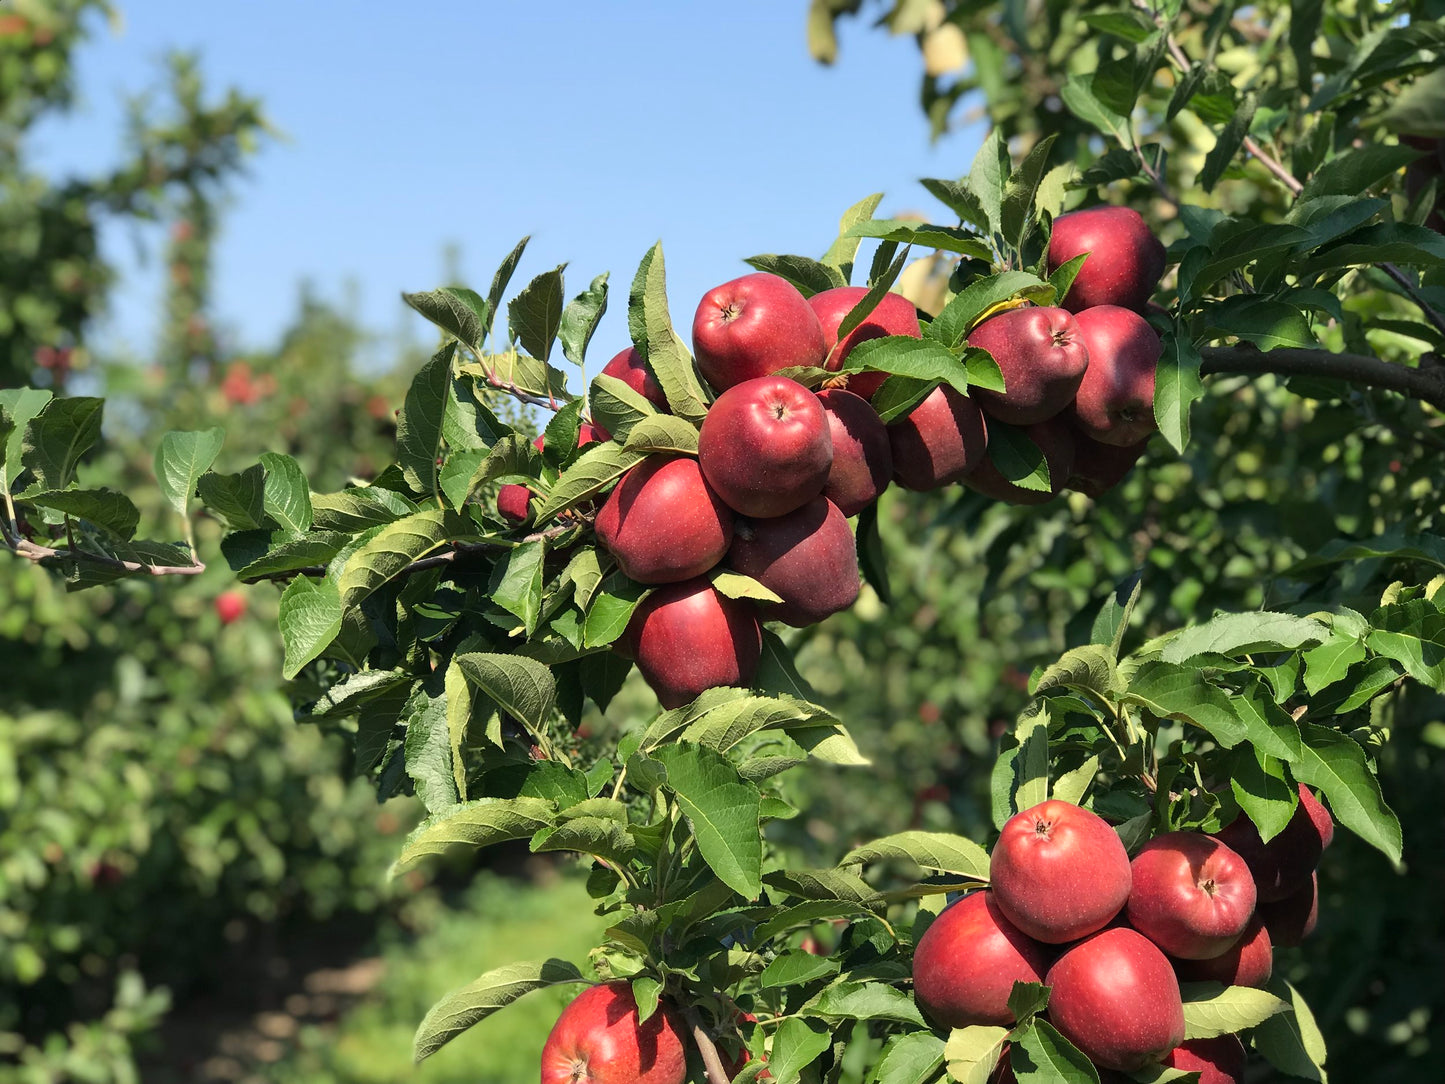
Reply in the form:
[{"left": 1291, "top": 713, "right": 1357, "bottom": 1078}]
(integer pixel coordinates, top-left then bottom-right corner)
[
  {"left": 1375, "top": 263, "right": 1445, "bottom": 340},
  {"left": 1200, "top": 345, "right": 1445, "bottom": 409},
  {"left": 5, "top": 536, "right": 206, "bottom": 577},
  {"left": 680, "top": 1003, "right": 734, "bottom": 1084}
]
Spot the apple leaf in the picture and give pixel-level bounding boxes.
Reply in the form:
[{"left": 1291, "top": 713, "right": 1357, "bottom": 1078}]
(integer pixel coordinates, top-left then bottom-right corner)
[
  {"left": 744, "top": 252, "right": 845, "bottom": 296},
  {"left": 759, "top": 951, "right": 841, "bottom": 990},
  {"left": 944, "top": 1024, "right": 1009, "bottom": 1084},
  {"left": 1090, "top": 571, "right": 1144, "bottom": 659},
  {"left": 1061, "top": 73, "right": 1134, "bottom": 148},
  {"left": 19, "top": 396, "right": 102, "bottom": 495},
  {"left": 1291, "top": 724, "right": 1403, "bottom": 863},
  {"left": 1229, "top": 746, "right": 1297, "bottom": 843},
  {"left": 653, "top": 743, "right": 763, "bottom": 899},
  {"left": 390, "top": 796, "right": 556, "bottom": 877},
  {"left": 455, "top": 652, "right": 557, "bottom": 737},
  {"left": 1199, "top": 91, "right": 1256, "bottom": 193},
  {"left": 588, "top": 372, "right": 655, "bottom": 445},
  {"left": 842, "top": 336, "right": 969, "bottom": 394},
  {"left": 1252, "top": 978, "right": 1329, "bottom": 1082},
  {"left": 1124, "top": 661, "right": 1248, "bottom": 746},
  {"left": 869, "top": 1032, "right": 944, "bottom": 1084},
  {"left": 920, "top": 176, "right": 991, "bottom": 232},
  {"left": 334, "top": 510, "right": 451, "bottom": 610},
  {"left": 839, "top": 831, "right": 990, "bottom": 879},
  {"left": 986, "top": 423, "right": 1052, "bottom": 492},
  {"left": 559, "top": 271, "right": 608, "bottom": 368},
  {"left": 1007, "top": 981, "right": 1052, "bottom": 1026},
  {"left": 278, "top": 575, "right": 344, "bottom": 680},
  {"left": 925, "top": 269, "right": 1053, "bottom": 349},
  {"left": 870, "top": 375, "right": 938, "bottom": 424},
  {"left": 533, "top": 440, "right": 646, "bottom": 521},
  {"left": 834, "top": 245, "right": 911, "bottom": 347},
  {"left": 23, "top": 488, "right": 141, "bottom": 541},
  {"left": 1011, "top": 1019, "right": 1099, "bottom": 1083},
  {"left": 965, "top": 127, "right": 1009, "bottom": 238},
  {"left": 623, "top": 415, "right": 699, "bottom": 455},
  {"left": 396, "top": 343, "right": 454, "bottom": 496},
  {"left": 1302, "top": 632, "right": 1368, "bottom": 696},
  {"left": 845, "top": 218, "right": 992, "bottom": 261},
  {"left": 1051, "top": 755, "right": 1101, "bottom": 807},
  {"left": 629, "top": 242, "right": 709, "bottom": 422},
  {"left": 1154, "top": 331, "right": 1203, "bottom": 454},
  {"left": 710, "top": 569, "right": 783, "bottom": 604},
  {"left": 402, "top": 285, "right": 489, "bottom": 352},
  {"left": 766, "top": 1017, "right": 832, "bottom": 1084},
  {"left": 491, "top": 538, "right": 546, "bottom": 637},
  {"left": 802, "top": 981, "right": 925, "bottom": 1026},
  {"left": 402, "top": 688, "right": 458, "bottom": 815},
  {"left": 1161, "top": 612, "right": 1329, "bottom": 663},
  {"left": 259, "top": 451, "right": 314, "bottom": 536},
  {"left": 1001, "top": 132, "right": 1059, "bottom": 254},
  {"left": 411, "top": 958, "right": 586, "bottom": 1063},
  {"left": 530, "top": 815, "right": 635, "bottom": 865},
  {"left": 1179, "top": 982, "right": 1288, "bottom": 1038}
]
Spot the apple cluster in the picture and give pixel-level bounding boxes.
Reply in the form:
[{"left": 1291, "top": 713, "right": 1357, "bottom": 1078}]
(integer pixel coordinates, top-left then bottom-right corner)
[
  {"left": 912, "top": 790, "right": 1333, "bottom": 1082},
  {"left": 497, "top": 205, "right": 1169, "bottom": 710}
]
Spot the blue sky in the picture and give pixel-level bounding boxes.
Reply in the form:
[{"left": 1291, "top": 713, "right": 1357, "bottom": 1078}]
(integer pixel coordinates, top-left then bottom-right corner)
[{"left": 31, "top": 1, "right": 983, "bottom": 375}]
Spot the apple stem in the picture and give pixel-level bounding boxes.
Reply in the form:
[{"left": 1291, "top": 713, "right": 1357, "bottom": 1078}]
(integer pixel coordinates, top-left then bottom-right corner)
[{"left": 680, "top": 1003, "right": 734, "bottom": 1084}]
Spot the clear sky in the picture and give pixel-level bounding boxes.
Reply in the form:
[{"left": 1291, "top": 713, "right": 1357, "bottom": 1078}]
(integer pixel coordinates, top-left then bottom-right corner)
[{"left": 30, "top": 0, "right": 983, "bottom": 376}]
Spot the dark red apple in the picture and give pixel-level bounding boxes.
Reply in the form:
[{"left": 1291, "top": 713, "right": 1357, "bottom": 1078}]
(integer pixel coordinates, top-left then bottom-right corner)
[
  {"left": 1047, "top": 206, "right": 1166, "bottom": 314},
  {"left": 1126, "top": 832, "right": 1258, "bottom": 960},
  {"left": 1069, "top": 306, "right": 1161, "bottom": 447},
  {"left": 1162, "top": 1035, "right": 1246, "bottom": 1084},
  {"left": 540, "top": 982, "right": 686, "bottom": 1084},
  {"left": 601, "top": 345, "right": 669, "bottom": 412},
  {"left": 911, "top": 891, "right": 1050, "bottom": 1028},
  {"left": 817, "top": 389, "right": 892, "bottom": 516},
  {"left": 728, "top": 497, "right": 859, "bottom": 627},
  {"left": 1068, "top": 429, "right": 1149, "bottom": 497},
  {"left": 626, "top": 578, "right": 762, "bottom": 709},
  {"left": 692, "top": 273, "right": 826, "bottom": 392},
  {"left": 1214, "top": 785, "right": 1332, "bottom": 902},
  {"left": 887, "top": 385, "right": 989, "bottom": 490},
  {"left": 808, "top": 285, "right": 922, "bottom": 400},
  {"left": 963, "top": 416, "right": 1075, "bottom": 505},
  {"left": 698, "top": 375, "right": 833, "bottom": 517},
  {"left": 215, "top": 591, "right": 246, "bottom": 625},
  {"left": 1173, "top": 914, "right": 1273, "bottom": 988},
  {"left": 966, "top": 306, "right": 1089, "bottom": 425},
  {"left": 497, "top": 483, "right": 532, "bottom": 524},
  {"left": 595, "top": 455, "right": 732, "bottom": 584},
  {"left": 989, "top": 800, "right": 1132, "bottom": 944},
  {"left": 1045, "top": 927, "right": 1186, "bottom": 1072},
  {"left": 1256, "top": 871, "right": 1318, "bottom": 947}
]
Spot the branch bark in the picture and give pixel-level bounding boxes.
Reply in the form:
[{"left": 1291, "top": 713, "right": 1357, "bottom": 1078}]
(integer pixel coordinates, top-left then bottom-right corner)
[
  {"left": 3, "top": 534, "right": 206, "bottom": 577},
  {"left": 681, "top": 1003, "right": 734, "bottom": 1084},
  {"left": 1200, "top": 345, "right": 1445, "bottom": 409}
]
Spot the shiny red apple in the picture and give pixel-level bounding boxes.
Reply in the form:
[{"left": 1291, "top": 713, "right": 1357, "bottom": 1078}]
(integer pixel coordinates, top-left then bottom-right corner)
[
  {"left": 692, "top": 273, "right": 826, "bottom": 392},
  {"left": 1047, "top": 206, "right": 1166, "bottom": 314},
  {"left": 1069, "top": 306, "right": 1161, "bottom": 447},
  {"left": 626, "top": 578, "right": 762, "bottom": 709},
  {"left": 728, "top": 496, "right": 859, "bottom": 627},
  {"left": 698, "top": 375, "right": 833, "bottom": 517},
  {"left": 595, "top": 455, "right": 733, "bottom": 584},
  {"left": 911, "top": 891, "right": 1050, "bottom": 1028},
  {"left": 967, "top": 306, "right": 1089, "bottom": 425},
  {"left": 540, "top": 982, "right": 686, "bottom": 1084},
  {"left": 816, "top": 388, "right": 892, "bottom": 516},
  {"left": 808, "top": 285, "right": 922, "bottom": 400},
  {"left": 887, "top": 385, "right": 989, "bottom": 490},
  {"left": 1126, "top": 832, "right": 1258, "bottom": 960}
]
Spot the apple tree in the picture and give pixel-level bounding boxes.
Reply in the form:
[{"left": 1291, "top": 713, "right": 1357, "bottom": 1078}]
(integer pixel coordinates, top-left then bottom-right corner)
[{"left": 5, "top": 0, "right": 1445, "bottom": 1081}]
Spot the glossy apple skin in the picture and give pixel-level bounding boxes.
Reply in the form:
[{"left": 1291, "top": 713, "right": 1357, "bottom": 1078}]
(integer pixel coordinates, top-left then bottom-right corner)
[
  {"left": 990, "top": 800, "right": 1132, "bottom": 944},
  {"left": 692, "top": 273, "right": 826, "bottom": 392},
  {"left": 627, "top": 578, "right": 762, "bottom": 709},
  {"left": 1256, "top": 871, "right": 1318, "bottom": 947},
  {"left": 1127, "top": 832, "right": 1258, "bottom": 960},
  {"left": 698, "top": 375, "right": 833, "bottom": 517},
  {"left": 601, "top": 345, "right": 669, "bottom": 412},
  {"left": 1163, "top": 1035, "right": 1246, "bottom": 1084},
  {"left": 595, "top": 455, "right": 733, "bottom": 584},
  {"left": 817, "top": 389, "right": 892, "bottom": 516},
  {"left": 1069, "top": 306, "right": 1161, "bottom": 446},
  {"left": 728, "top": 497, "right": 859, "bottom": 627},
  {"left": 1068, "top": 429, "right": 1149, "bottom": 497},
  {"left": 540, "top": 982, "right": 687, "bottom": 1084},
  {"left": 967, "top": 306, "right": 1089, "bottom": 425},
  {"left": 1047, "top": 206, "right": 1166, "bottom": 314},
  {"left": 1045, "top": 927, "right": 1186, "bottom": 1072},
  {"left": 888, "top": 385, "right": 989, "bottom": 490},
  {"left": 1214, "top": 785, "right": 1333, "bottom": 902},
  {"left": 911, "top": 891, "right": 1050, "bottom": 1028},
  {"left": 964, "top": 415, "right": 1075, "bottom": 505},
  {"left": 1173, "top": 914, "right": 1273, "bottom": 988},
  {"left": 809, "top": 285, "right": 923, "bottom": 400},
  {"left": 497, "top": 483, "right": 532, "bottom": 524}
]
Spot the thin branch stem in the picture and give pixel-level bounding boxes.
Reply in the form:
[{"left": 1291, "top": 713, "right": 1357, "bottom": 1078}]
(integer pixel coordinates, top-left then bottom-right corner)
[
  {"left": 1200, "top": 345, "right": 1445, "bottom": 409},
  {"left": 680, "top": 1004, "right": 734, "bottom": 1084},
  {"left": 5, "top": 535, "right": 206, "bottom": 577},
  {"left": 1375, "top": 263, "right": 1445, "bottom": 340}
]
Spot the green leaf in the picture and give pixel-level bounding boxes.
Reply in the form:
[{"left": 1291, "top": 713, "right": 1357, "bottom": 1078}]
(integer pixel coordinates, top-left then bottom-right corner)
[
  {"left": 237, "top": 534, "right": 346, "bottom": 581},
  {"left": 459, "top": 351, "right": 573, "bottom": 405},
  {"left": 926, "top": 270, "right": 1052, "bottom": 349},
  {"left": 987, "top": 423, "right": 1051, "bottom": 492},
  {"left": 803, "top": 981, "right": 925, "bottom": 1026},
  {"left": 531, "top": 816, "right": 635, "bottom": 865},
  {"left": 1154, "top": 333, "right": 1203, "bottom": 454},
  {"left": 653, "top": 743, "right": 763, "bottom": 899},
  {"left": 1090, "top": 572, "right": 1143, "bottom": 659},
  {"left": 1125, "top": 661, "right": 1247, "bottom": 746},
  {"left": 491, "top": 538, "right": 546, "bottom": 637},
  {"left": 1011, "top": 702, "right": 1050, "bottom": 812},
  {"left": 1252, "top": 978, "right": 1329, "bottom": 1082},
  {"left": 153, "top": 427, "right": 224, "bottom": 518},
  {"left": 411, "top": 959, "right": 586, "bottom": 1063},
  {"left": 259, "top": 452, "right": 314, "bottom": 535},
  {"left": 23, "top": 488, "right": 139, "bottom": 540},
  {"left": 1012, "top": 1018, "right": 1098, "bottom": 1083},
  {"left": 533, "top": 441, "right": 646, "bottom": 521},
  {"left": 839, "top": 831, "right": 990, "bottom": 879},
  {"left": 1201, "top": 298, "right": 1315, "bottom": 351},
  {"left": 944, "top": 1024, "right": 1009, "bottom": 1084},
  {"left": 1302, "top": 632, "right": 1368, "bottom": 696},
  {"left": 758, "top": 951, "right": 841, "bottom": 990},
  {"left": 821, "top": 192, "right": 885, "bottom": 280},
  {"left": 1052, "top": 755, "right": 1101, "bottom": 807},
  {"left": 1292, "top": 724, "right": 1402, "bottom": 863},
  {"left": 1230, "top": 747, "right": 1297, "bottom": 842},
  {"left": 397, "top": 343, "right": 454, "bottom": 495},
  {"left": 390, "top": 796, "right": 557, "bottom": 877},
  {"left": 843, "top": 336, "right": 970, "bottom": 394},
  {"left": 623, "top": 415, "right": 700, "bottom": 455},
  {"left": 1001, "top": 133, "right": 1059, "bottom": 252},
  {"left": 966, "top": 128, "right": 1008, "bottom": 236},
  {"left": 455, "top": 652, "right": 558, "bottom": 736},
  {"left": 1034, "top": 645, "right": 1119, "bottom": 699},
  {"left": 310, "top": 485, "right": 416, "bottom": 531},
  {"left": 1082, "top": 10, "right": 1157, "bottom": 42},
  {"left": 335, "top": 510, "right": 451, "bottom": 609},
  {"left": 1180, "top": 983, "right": 1288, "bottom": 1039},
  {"left": 1160, "top": 612, "right": 1328, "bottom": 663},
  {"left": 743, "top": 253, "right": 846, "bottom": 296},
  {"left": 403, "top": 286, "right": 489, "bottom": 351},
  {"left": 583, "top": 573, "right": 651, "bottom": 649},
  {"left": 197, "top": 465, "right": 267, "bottom": 530},
  {"left": 631, "top": 242, "right": 709, "bottom": 422},
  {"left": 279, "top": 576, "right": 343, "bottom": 680},
  {"left": 446, "top": 373, "right": 508, "bottom": 454},
  {"left": 870, "top": 1031, "right": 945, "bottom": 1084},
  {"left": 1199, "top": 93, "right": 1257, "bottom": 192},
  {"left": 589, "top": 372, "right": 656, "bottom": 444},
  {"left": 487, "top": 237, "right": 531, "bottom": 337},
  {"left": 508, "top": 265, "right": 567, "bottom": 364},
  {"left": 403, "top": 688, "right": 458, "bottom": 815},
  {"left": 1301, "top": 144, "right": 1423, "bottom": 200},
  {"left": 766, "top": 1017, "right": 832, "bottom": 1084},
  {"left": 1061, "top": 73, "right": 1133, "bottom": 147},
  {"left": 845, "top": 219, "right": 991, "bottom": 260},
  {"left": 920, "top": 177, "right": 991, "bottom": 232},
  {"left": 1365, "top": 598, "right": 1445, "bottom": 689},
  {"left": 0, "top": 388, "right": 52, "bottom": 492},
  {"left": 856, "top": 502, "right": 890, "bottom": 604},
  {"left": 710, "top": 569, "right": 784, "bottom": 604},
  {"left": 21, "top": 396, "right": 103, "bottom": 493},
  {"left": 560, "top": 272, "right": 609, "bottom": 368}
]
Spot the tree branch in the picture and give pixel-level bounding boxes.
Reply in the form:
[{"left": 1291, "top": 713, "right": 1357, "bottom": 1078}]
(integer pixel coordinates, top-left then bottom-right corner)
[
  {"left": 1200, "top": 345, "right": 1445, "bottom": 409},
  {"left": 680, "top": 1004, "right": 734, "bottom": 1084},
  {"left": 3, "top": 535, "right": 206, "bottom": 577}
]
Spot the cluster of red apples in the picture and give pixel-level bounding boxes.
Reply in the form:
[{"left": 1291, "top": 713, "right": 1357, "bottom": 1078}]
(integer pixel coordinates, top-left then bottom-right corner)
[
  {"left": 912, "top": 788, "right": 1333, "bottom": 1082},
  {"left": 500, "top": 205, "right": 1168, "bottom": 710}
]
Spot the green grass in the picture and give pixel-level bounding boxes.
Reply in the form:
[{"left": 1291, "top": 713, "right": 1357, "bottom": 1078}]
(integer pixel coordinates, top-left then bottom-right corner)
[{"left": 272, "top": 871, "right": 608, "bottom": 1084}]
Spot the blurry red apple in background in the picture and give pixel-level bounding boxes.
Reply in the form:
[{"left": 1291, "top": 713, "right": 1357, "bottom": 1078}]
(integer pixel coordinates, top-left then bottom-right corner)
[
  {"left": 215, "top": 591, "right": 246, "bottom": 625},
  {"left": 540, "top": 982, "right": 686, "bottom": 1084},
  {"left": 808, "top": 285, "right": 922, "bottom": 400},
  {"left": 1047, "top": 206, "right": 1166, "bottom": 314},
  {"left": 692, "top": 273, "right": 826, "bottom": 392},
  {"left": 967, "top": 306, "right": 1089, "bottom": 425},
  {"left": 595, "top": 455, "right": 733, "bottom": 584},
  {"left": 698, "top": 375, "right": 832, "bottom": 517}
]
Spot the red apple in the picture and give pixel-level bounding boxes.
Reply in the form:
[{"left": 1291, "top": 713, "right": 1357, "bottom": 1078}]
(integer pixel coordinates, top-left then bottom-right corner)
[
  {"left": 497, "top": 483, "right": 532, "bottom": 524},
  {"left": 698, "top": 375, "right": 833, "bottom": 517},
  {"left": 911, "top": 891, "right": 1050, "bottom": 1028},
  {"left": 887, "top": 385, "right": 989, "bottom": 490},
  {"left": 533, "top": 422, "right": 610, "bottom": 455},
  {"left": 1045, "top": 927, "right": 1186, "bottom": 1072},
  {"left": 626, "top": 578, "right": 762, "bottom": 708},
  {"left": 817, "top": 388, "right": 892, "bottom": 516},
  {"left": 601, "top": 345, "right": 669, "bottom": 412},
  {"left": 1069, "top": 306, "right": 1161, "bottom": 447},
  {"left": 1256, "top": 871, "right": 1318, "bottom": 947},
  {"left": 967, "top": 306, "right": 1089, "bottom": 425},
  {"left": 540, "top": 982, "right": 686, "bottom": 1084},
  {"left": 1173, "top": 914, "right": 1273, "bottom": 988},
  {"left": 1047, "top": 206, "right": 1166, "bottom": 314},
  {"left": 1162, "top": 1035, "right": 1246, "bottom": 1084},
  {"left": 1214, "top": 785, "right": 1332, "bottom": 902},
  {"left": 964, "top": 416, "right": 1075, "bottom": 505},
  {"left": 215, "top": 591, "right": 246, "bottom": 625},
  {"left": 692, "top": 273, "right": 826, "bottom": 392},
  {"left": 595, "top": 455, "right": 733, "bottom": 584},
  {"left": 728, "top": 497, "right": 859, "bottom": 627},
  {"left": 989, "top": 800, "right": 1132, "bottom": 944},
  {"left": 808, "top": 285, "right": 922, "bottom": 400},
  {"left": 1126, "top": 832, "right": 1258, "bottom": 960},
  {"left": 1067, "top": 429, "right": 1149, "bottom": 497}
]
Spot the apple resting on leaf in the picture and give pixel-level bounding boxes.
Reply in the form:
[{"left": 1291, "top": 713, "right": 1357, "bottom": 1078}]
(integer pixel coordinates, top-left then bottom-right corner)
[
  {"left": 728, "top": 496, "right": 859, "bottom": 627},
  {"left": 692, "top": 272, "right": 826, "bottom": 392},
  {"left": 600, "top": 345, "right": 669, "bottom": 412},
  {"left": 966, "top": 306, "right": 1089, "bottom": 425},
  {"left": 626, "top": 578, "right": 762, "bottom": 709},
  {"left": 1047, "top": 205, "right": 1166, "bottom": 313},
  {"left": 808, "top": 285, "right": 922, "bottom": 400},
  {"left": 540, "top": 982, "right": 686, "bottom": 1084},
  {"left": 595, "top": 455, "right": 733, "bottom": 584}
]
